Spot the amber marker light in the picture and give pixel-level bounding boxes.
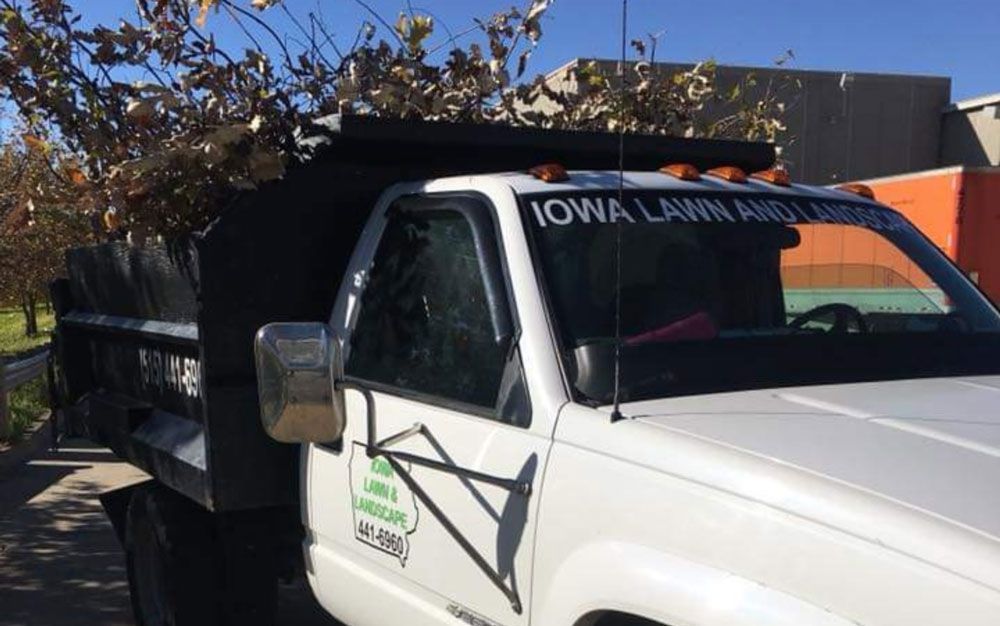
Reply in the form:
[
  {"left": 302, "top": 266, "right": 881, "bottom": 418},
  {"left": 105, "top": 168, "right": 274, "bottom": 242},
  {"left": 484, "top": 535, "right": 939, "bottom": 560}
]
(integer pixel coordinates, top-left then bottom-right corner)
[
  {"left": 836, "top": 183, "right": 876, "bottom": 199},
  {"left": 705, "top": 166, "right": 748, "bottom": 183},
  {"left": 528, "top": 163, "right": 570, "bottom": 183},
  {"left": 659, "top": 163, "right": 701, "bottom": 181},
  {"left": 751, "top": 169, "right": 792, "bottom": 186}
]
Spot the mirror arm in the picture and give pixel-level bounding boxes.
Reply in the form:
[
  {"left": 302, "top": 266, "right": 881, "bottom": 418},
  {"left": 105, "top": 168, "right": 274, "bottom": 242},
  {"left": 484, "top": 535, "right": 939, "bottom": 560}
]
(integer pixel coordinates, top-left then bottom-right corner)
[
  {"left": 381, "top": 448, "right": 531, "bottom": 496},
  {"left": 336, "top": 378, "right": 531, "bottom": 495},
  {"left": 376, "top": 422, "right": 425, "bottom": 449},
  {"left": 334, "top": 380, "right": 377, "bottom": 452},
  {"left": 335, "top": 376, "right": 530, "bottom": 612},
  {"left": 382, "top": 453, "right": 524, "bottom": 614}
]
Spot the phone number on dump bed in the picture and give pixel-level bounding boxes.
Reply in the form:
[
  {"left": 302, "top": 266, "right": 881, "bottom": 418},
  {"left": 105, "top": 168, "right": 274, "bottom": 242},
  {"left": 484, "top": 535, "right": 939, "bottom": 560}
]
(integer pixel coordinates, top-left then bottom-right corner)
[{"left": 138, "top": 347, "right": 201, "bottom": 399}]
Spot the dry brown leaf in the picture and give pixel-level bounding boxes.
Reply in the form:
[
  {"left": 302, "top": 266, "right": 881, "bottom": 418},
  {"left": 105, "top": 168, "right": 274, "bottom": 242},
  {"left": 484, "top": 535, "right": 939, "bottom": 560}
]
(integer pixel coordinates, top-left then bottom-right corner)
[{"left": 67, "top": 168, "right": 88, "bottom": 186}]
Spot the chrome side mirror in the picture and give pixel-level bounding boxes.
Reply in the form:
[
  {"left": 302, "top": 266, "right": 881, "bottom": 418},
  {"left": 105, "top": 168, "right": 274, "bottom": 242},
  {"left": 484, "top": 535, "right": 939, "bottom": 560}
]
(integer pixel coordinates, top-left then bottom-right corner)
[{"left": 254, "top": 322, "right": 345, "bottom": 443}]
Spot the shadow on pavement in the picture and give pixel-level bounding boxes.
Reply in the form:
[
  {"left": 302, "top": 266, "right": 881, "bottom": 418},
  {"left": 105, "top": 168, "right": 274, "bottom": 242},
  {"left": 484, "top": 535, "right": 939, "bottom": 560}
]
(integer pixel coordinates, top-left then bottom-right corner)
[
  {"left": 0, "top": 440, "right": 339, "bottom": 626},
  {"left": 0, "top": 462, "right": 77, "bottom": 521},
  {"left": 0, "top": 443, "right": 141, "bottom": 626}
]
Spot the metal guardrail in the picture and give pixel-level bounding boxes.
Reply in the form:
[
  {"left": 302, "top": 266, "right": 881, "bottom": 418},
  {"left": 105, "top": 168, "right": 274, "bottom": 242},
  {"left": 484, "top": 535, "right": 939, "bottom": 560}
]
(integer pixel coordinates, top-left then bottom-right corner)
[
  {"left": 0, "top": 348, "right": 50, "bottom": 434},
  {"left": 2, "top": 350, "right": 49, "bottom": 387}
]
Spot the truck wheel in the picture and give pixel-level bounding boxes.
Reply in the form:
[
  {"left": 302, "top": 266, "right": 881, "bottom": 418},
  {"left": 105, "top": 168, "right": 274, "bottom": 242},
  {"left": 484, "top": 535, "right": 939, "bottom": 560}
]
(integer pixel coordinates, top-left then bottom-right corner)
[
  {"left": 594, "top": 613, "right": 663, "bottom": 626},
  {"left": 125, "top": 485, "right": 222, "bottom": 626},
  {"left": 215, "top": 510, "right": 280, "bottom": 626}
]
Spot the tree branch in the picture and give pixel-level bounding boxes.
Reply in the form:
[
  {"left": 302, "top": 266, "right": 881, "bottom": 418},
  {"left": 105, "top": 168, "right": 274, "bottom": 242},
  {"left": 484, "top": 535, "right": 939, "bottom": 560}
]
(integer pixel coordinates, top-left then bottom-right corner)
[
  {"left": 350, "top": 0, "right": 405, "bottom": 48},
  {"left": 219, "top": 0, "right": 297, "bottom": 74},
  {"left": 280, "top": 3, "right": 336, "bottom": 69},
  {"left": 308, "top": 12, "right": 344, "bottom": 62}
]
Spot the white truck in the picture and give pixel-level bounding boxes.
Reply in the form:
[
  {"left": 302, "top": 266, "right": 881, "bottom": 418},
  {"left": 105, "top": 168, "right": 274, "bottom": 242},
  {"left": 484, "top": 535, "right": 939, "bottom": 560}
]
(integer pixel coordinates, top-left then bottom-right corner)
[{"left": 52, "top": 116, "right": 1000, "bottom": 626}]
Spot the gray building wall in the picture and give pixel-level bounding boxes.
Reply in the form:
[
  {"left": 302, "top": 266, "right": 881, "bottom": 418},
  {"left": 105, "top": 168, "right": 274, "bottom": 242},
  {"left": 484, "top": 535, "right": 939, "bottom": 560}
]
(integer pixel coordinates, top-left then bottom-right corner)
[
  {"left": 940, "top": 94, "right": 1000, "bottom": 167},
  {"left": 545, "top": 59, "right": 952, "bottom": 185}
]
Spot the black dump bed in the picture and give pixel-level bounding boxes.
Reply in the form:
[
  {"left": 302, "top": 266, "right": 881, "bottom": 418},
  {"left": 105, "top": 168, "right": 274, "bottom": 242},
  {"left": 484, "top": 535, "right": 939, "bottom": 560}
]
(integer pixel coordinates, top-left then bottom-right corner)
[{"left": 52, "top": 115, "right": 774, "bottom": 512}]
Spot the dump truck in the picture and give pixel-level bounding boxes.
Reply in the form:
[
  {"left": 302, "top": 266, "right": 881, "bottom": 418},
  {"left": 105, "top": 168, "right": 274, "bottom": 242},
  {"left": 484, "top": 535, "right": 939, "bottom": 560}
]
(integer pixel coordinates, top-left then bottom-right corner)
[
  {"left": 51, "top": 116, "right": 1000, "bottom": 626},
  {"left": 842, "top": 166, "right": 1000, "bottom": 303}
]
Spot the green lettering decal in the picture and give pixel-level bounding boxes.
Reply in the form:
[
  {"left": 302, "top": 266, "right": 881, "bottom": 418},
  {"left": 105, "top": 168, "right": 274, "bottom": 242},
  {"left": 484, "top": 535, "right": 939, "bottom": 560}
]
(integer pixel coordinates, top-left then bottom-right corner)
[{"left": 349, "top": 443, "right": 419, "bottom": 566}]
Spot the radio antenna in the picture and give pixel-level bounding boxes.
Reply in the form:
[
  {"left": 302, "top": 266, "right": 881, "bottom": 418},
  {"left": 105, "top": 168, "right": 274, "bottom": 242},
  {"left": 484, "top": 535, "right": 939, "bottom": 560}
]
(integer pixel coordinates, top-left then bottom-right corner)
[{"left": 610, "top": 0, "right": 627, "bottom": 423}]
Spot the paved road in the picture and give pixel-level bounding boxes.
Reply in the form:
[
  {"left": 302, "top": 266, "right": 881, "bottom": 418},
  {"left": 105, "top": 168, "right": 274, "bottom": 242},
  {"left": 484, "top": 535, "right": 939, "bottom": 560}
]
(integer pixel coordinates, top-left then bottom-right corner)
[{"left": 0, "top": 439, "right": 337, "bottom": 626}]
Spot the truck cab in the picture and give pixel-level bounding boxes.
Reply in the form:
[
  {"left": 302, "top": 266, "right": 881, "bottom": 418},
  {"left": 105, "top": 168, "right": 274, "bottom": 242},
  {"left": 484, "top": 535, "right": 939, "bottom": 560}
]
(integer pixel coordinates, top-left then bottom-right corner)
[{"left": 264, "top": 168, "right": 1000, "bottom": 626}]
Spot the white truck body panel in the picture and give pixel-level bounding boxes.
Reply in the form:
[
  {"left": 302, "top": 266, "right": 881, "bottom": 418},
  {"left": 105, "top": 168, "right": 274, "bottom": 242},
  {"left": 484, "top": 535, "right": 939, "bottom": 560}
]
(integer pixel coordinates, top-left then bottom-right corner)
[
  {"left": 302, "top": 172, "right": 1000, "bottom": 625},
  {"left": 625, "top": 376, "right": 1000, "bottom": 542},
  {"left": 538, "top": 404, "right": 1000, "bottom": 626}
]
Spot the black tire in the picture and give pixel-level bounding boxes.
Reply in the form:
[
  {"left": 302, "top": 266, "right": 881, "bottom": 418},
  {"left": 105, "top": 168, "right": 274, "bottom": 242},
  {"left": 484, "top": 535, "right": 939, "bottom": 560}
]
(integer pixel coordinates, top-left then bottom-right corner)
[
  {"left": 125, "top": 485, "right": 223, "bottom": 626},
  {"left": 214, "top": 510, "right": 280, "bottom": 626},
  {"left": 595, "top": 614, "right": 663, "bottom": 626}
]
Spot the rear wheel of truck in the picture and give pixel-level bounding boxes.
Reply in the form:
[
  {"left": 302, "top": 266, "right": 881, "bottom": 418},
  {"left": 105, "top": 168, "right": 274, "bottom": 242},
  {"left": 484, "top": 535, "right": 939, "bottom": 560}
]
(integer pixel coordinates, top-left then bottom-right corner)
[
  {"left": 124, "top": 483, "right": 282, "bottom": 626},
  {"left": 125, "top": 484, "right": 222, "bottom": 626}
]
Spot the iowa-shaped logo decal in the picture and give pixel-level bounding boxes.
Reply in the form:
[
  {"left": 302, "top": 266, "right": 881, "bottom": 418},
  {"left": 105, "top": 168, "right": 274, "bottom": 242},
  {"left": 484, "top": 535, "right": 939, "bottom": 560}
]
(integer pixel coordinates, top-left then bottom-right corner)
[{"left": 349, "top": 442, "right": 420, "bottom": 566}]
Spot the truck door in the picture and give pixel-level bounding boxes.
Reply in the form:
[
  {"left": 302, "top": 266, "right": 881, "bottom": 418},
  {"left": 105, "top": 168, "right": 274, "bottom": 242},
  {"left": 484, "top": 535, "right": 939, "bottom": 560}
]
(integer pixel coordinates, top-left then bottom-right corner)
[{"left": 307, "top": 192, "right": 550, "bottom": 626}]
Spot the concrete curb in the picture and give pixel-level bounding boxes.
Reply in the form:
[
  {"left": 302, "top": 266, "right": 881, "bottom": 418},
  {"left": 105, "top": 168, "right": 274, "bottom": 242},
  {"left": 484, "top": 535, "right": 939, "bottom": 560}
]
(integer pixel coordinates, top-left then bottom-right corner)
[{"left": 0, "top": 410, "right": 52, "bottom": 479}]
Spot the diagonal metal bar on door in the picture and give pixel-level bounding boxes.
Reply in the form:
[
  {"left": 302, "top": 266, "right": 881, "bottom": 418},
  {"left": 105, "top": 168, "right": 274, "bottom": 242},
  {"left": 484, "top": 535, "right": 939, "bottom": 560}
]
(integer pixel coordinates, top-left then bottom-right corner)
[{"left": 336, "top": 379, "right": 530, "bottom": 613}]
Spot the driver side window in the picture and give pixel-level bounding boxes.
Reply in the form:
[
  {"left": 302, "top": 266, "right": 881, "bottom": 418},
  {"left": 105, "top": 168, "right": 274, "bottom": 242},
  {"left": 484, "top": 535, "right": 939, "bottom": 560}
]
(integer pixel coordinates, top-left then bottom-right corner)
[{"left": 347, "top": 201, "right": 510, "bottom": 412}]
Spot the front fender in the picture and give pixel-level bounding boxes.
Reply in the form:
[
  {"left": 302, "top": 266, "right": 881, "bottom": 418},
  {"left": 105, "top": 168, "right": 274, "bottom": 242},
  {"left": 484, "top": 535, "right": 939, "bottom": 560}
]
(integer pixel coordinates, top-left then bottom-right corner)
[{"left": 533, "top": 541, "right": 854, "bottom": 626}]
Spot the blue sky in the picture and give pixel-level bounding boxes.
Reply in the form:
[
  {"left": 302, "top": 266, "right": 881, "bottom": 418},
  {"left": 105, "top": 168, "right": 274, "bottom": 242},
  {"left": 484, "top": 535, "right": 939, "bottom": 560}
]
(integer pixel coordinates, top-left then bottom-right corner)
[{"left": 82, "top": 0, "right": 1000, "bottom": 101}]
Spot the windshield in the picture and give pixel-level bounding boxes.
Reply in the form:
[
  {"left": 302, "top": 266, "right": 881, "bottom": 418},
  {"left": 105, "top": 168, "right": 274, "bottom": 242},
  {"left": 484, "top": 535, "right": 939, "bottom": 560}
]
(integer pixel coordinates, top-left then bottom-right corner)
[{"left": 523, "top": 189, "right": 1000, "bottom": 404}]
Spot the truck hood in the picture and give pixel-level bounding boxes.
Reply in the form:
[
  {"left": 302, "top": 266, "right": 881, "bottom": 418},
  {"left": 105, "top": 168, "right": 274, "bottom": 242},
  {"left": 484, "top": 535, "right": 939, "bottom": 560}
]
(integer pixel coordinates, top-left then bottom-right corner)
[{"left": 624, "top": 376, "right": 1000, "bottom": 542}]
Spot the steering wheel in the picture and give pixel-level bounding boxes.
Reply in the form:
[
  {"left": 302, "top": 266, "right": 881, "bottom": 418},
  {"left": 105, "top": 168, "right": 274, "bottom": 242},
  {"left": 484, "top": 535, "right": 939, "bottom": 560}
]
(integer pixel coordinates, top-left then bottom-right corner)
[{"left": 789, "top": 303, "right": 869, "bottom": 334}]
